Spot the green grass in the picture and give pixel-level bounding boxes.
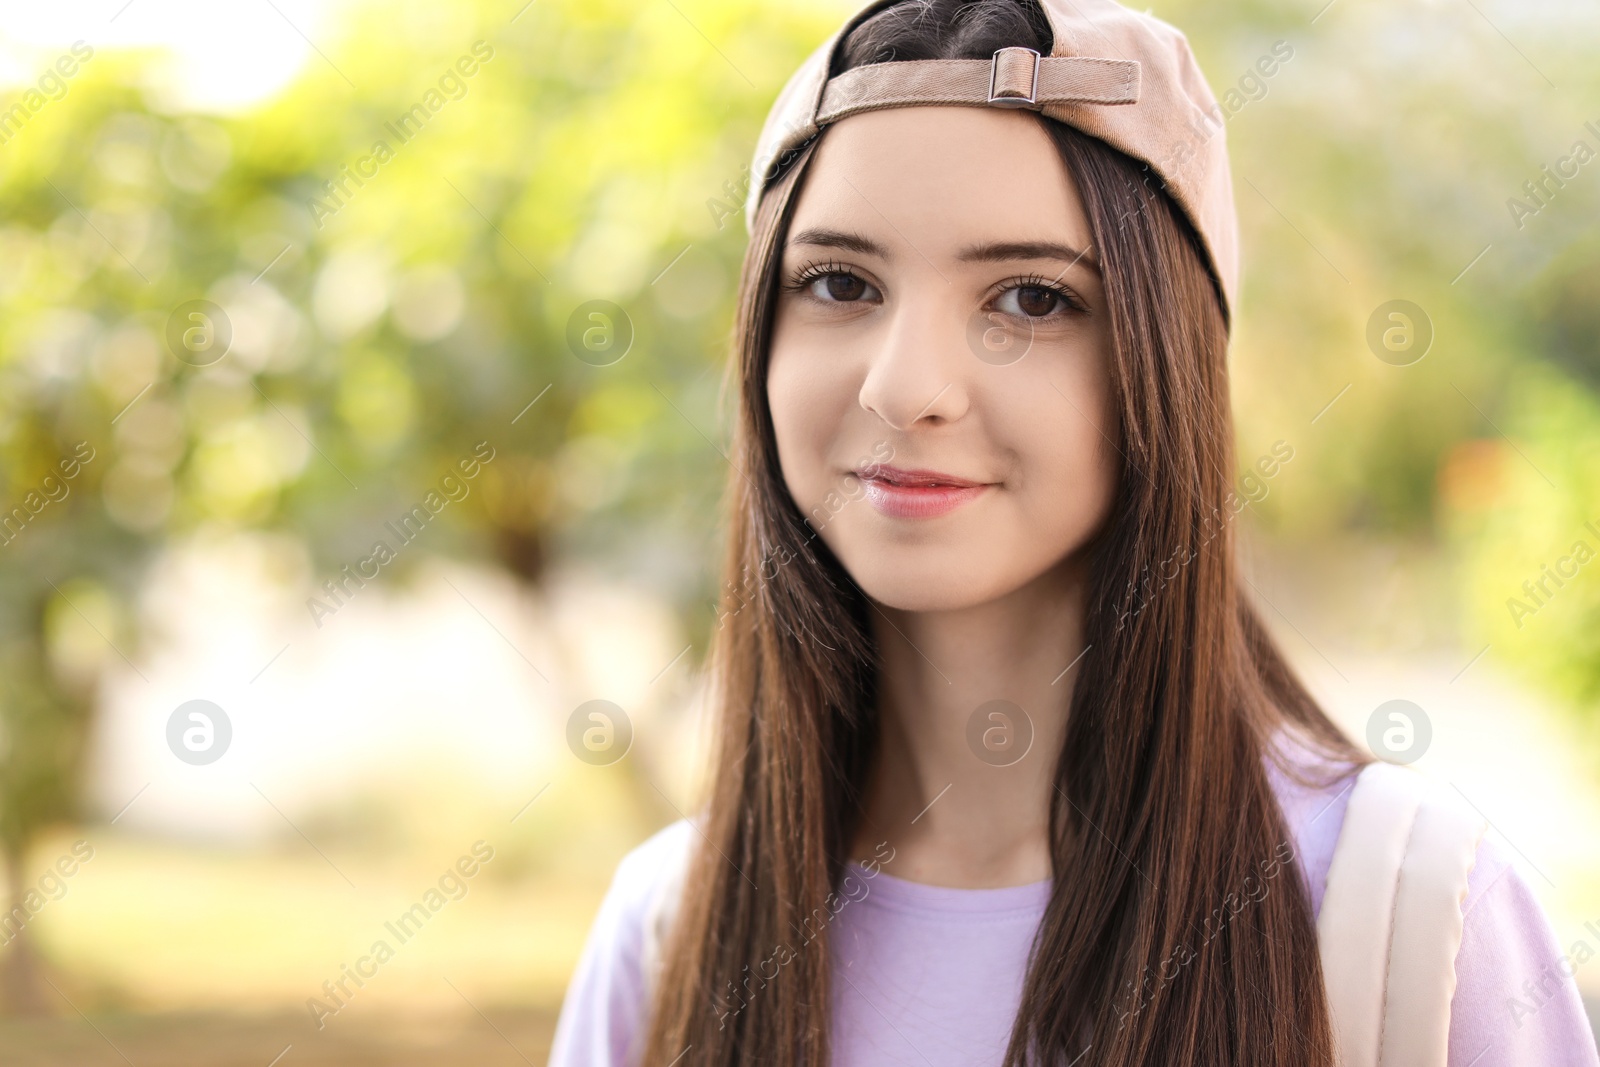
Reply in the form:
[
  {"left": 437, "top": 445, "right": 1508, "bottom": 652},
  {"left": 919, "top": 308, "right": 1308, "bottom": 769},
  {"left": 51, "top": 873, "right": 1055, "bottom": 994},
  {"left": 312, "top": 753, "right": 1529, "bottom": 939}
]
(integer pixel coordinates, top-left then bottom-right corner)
[{"left": 13, "top": 825, "right": 616, "bottom": 1018}]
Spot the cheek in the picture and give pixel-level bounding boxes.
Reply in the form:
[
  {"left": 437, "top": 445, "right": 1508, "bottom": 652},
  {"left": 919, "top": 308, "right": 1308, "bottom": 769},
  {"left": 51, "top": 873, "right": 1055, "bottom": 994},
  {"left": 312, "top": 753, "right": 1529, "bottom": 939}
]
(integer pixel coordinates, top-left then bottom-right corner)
[
  {"left": 1008, "top": 368, "right": 1120, "bottom": 546},
  {"left": 766, "top": 322, "right": 858, "bottom": 510}
]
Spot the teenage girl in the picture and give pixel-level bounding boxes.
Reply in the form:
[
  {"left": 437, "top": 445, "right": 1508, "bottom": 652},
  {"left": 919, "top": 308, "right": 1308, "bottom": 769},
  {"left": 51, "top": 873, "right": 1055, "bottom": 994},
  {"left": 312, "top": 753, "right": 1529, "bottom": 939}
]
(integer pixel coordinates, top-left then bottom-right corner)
[{"left": 548, "top": 1, "right": 1599, "bottom": 1064}]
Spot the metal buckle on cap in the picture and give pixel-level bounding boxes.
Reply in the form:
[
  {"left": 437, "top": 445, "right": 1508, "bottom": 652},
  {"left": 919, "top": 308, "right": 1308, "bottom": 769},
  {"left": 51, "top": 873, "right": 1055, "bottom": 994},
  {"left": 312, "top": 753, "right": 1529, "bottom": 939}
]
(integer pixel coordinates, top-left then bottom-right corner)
[{"left": 987, "top": 46, "right": 1041, "bottom": 108}]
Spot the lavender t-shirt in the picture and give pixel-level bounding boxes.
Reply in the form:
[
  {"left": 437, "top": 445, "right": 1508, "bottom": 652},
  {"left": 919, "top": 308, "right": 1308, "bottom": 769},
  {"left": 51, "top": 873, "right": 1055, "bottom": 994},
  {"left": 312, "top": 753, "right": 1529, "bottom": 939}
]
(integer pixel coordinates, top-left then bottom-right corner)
[{"left": 547, "top": 753, "right": 1599, "bottom": 1066}]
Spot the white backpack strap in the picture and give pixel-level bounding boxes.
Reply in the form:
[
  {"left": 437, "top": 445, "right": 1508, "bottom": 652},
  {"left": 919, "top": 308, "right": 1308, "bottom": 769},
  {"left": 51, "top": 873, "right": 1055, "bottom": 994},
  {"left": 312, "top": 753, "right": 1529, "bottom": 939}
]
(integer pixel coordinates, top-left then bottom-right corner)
[
  {"left": 1316, "top": 761, "right": 1488, "bottom": 1067},
  {"left": 1379, "top": 783, "right": 1487, "bottom": 1065},
  {"left": 1318, "top": 761, "right": 1426, "bottom": 1067}
]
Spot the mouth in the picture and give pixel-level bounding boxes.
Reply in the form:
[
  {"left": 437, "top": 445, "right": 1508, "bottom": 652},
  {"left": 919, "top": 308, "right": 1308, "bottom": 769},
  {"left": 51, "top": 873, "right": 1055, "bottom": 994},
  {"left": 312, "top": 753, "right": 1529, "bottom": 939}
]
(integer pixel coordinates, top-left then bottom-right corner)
[{"left": 853, "top": 464, "right": 994, "bottom": 519}]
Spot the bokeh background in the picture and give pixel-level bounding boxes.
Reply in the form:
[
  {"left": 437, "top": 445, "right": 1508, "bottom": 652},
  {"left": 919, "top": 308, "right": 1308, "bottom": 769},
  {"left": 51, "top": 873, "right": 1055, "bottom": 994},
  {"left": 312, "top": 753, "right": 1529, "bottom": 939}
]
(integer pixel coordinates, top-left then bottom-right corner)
[{"left": 1, "top": 0, "right": 1598, "bottom": 1061}]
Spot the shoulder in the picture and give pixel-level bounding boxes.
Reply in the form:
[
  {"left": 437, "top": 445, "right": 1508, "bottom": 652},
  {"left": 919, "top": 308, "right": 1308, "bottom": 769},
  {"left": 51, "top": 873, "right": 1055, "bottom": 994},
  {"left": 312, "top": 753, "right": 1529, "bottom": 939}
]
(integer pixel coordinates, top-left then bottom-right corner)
[
  {"left": 1262, "top": 730, "right": 1599, "bottom": 1065},
  {"left": 545, "top": 818, "right": 699, "bottom": 1067},
  {"left": 588, "top": 816, "right": 699, "bottom": 970},
  {"left": 570, "top": 817, "right": 698, "bottom": 953},
  {"left": 1448, "top": 834, "right": 1600, "bottom": 1064},
  {"left": 1261, "top": 728, "right": 1502, "bottom": 921},
  {"left": 1259, "top": 724, "right": 1363, "bottom": 916},
  {"left": 612, "top": 817, "right": 698, "bottom": 910}
]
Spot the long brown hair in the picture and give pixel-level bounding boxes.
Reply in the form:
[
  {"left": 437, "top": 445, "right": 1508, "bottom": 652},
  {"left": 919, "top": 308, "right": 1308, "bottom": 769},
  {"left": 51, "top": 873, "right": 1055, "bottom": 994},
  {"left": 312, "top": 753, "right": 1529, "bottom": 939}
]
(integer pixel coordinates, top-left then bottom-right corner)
[{"left": 642, "top": 2, "right": 1368, "bottom": 1063}]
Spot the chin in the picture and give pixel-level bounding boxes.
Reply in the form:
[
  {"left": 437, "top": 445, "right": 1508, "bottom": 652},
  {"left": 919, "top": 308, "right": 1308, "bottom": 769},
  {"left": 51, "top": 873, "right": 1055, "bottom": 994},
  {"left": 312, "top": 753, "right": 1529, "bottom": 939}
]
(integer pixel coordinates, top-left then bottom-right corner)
[
  {"left": 831, "top": 542, "right": 1010, "bottom": 614},
  {"left": 858, "top": 577, "right": 995, "bottom": 614}
]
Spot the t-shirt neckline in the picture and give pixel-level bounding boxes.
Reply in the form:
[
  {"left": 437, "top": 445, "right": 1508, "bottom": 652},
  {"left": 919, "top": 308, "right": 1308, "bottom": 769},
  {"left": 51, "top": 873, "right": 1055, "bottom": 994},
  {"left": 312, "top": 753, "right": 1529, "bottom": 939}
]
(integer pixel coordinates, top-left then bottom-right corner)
[{"left": 842, "top": 859, "right": 1053, "bottom": 917}]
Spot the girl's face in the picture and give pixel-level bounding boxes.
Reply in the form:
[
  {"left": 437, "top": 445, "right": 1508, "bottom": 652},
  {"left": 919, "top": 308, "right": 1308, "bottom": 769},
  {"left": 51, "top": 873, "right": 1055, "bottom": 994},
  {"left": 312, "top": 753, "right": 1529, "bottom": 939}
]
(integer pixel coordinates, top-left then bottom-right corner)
[{"left": 766, "top": 106, "right": 1121, "bottom": 612}]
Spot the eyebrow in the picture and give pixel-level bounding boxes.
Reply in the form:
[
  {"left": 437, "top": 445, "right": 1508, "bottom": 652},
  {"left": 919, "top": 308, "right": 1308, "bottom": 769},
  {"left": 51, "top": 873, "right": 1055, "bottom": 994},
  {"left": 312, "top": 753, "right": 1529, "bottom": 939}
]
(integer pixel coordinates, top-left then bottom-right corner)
[{"left": 787, "top": 227, "right": 1101, "bottom": 274}]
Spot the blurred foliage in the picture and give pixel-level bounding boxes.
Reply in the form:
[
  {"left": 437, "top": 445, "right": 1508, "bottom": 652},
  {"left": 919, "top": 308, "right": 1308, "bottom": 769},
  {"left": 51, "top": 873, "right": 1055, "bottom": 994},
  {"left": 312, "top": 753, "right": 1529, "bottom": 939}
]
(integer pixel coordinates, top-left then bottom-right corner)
[
  {"left": 2, "top": 0, "right": 855, "bottom": 650},
  {"left": 0, "top": 0, "right": 1597, "bottom": 1012},
  {"left": 0, "top": 0, "right": 851, "bottom": 1011}
]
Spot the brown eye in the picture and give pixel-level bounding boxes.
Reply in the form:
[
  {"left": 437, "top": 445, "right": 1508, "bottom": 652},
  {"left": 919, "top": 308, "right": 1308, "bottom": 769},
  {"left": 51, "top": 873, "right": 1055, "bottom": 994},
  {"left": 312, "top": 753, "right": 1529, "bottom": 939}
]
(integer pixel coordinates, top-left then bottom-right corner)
[
  {"left": 994, "top": 280, "right": 1084, "bottom": 319},
  {"left": 782, "top": 263, "right": 881, "bottom": 306},
  {"left": 1014, "top": 285, "right": 1058, "bottom": 317},
  {"left": 818, "top": 273, "right": 868, "bottom": 302}
]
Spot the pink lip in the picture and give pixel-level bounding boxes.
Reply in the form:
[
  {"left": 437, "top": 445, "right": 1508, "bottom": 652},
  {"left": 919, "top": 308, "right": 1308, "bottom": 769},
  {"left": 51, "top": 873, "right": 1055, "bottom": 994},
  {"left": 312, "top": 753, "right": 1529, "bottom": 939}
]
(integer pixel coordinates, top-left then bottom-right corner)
[{"left": 855, "top": 464, "right": 994, "bottom": 519}]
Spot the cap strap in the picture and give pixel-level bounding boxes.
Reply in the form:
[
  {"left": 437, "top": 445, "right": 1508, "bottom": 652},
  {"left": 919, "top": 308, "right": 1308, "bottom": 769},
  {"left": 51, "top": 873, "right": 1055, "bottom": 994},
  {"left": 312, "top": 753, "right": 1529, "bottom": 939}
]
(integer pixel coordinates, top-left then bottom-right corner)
[{"left": 817, "top": 47, "right": 1139, "bottom": 126}]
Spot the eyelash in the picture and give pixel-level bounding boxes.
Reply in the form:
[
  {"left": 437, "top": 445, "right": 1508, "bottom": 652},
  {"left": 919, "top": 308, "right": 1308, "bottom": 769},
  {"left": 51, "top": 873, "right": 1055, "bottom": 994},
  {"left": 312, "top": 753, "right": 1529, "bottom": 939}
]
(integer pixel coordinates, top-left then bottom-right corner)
[
  {"left": 779, "top": 259, "right": 855, "bottom": 297},
  {"left": 780, "top": 259, "right": 1090, "bottom": 317}
]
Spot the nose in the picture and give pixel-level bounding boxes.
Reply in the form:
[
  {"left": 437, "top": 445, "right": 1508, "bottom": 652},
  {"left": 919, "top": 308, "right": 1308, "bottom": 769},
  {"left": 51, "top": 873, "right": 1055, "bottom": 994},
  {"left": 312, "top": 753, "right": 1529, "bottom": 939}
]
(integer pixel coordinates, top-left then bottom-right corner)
[{"left": 856, "top": 296, "right": 971, "bottom": 431}]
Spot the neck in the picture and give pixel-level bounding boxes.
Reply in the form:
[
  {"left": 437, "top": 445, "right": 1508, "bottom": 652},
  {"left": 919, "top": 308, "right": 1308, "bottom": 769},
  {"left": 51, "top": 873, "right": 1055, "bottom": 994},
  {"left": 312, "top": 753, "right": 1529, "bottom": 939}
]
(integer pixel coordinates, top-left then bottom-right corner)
[{"left": 853, "top": 556, "right": 1089, "bottom": 888}]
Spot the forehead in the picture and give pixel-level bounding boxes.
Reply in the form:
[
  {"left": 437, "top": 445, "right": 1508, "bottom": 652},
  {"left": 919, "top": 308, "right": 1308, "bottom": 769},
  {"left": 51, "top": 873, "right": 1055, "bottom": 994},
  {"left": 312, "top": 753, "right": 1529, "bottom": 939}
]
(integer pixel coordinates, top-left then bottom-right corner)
[{"left": 784, "top": 105, "right": 1093, "bottom": 262}]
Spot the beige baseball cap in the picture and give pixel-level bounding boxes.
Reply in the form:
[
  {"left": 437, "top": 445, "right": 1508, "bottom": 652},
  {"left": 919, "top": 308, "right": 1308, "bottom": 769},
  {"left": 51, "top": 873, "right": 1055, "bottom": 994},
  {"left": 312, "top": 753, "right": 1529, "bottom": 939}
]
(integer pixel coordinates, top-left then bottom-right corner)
[{"left": 743, "top": 0, "right": 1241, "bottom": 328}]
